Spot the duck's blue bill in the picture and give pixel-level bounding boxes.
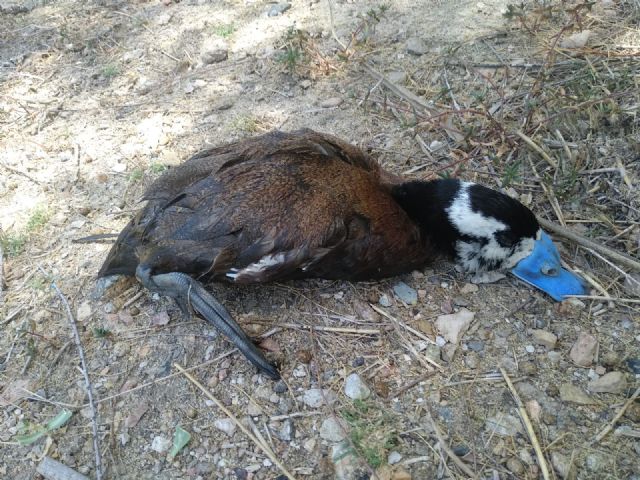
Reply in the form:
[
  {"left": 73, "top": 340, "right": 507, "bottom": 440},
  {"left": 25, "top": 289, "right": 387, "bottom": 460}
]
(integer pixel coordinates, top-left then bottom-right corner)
[{"left": 511, "top": 231, "right": 586, "bottom": 301}]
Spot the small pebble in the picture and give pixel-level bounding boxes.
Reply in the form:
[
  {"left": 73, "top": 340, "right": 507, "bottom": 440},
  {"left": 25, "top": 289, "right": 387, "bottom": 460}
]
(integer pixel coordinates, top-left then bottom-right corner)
[
  {"left": 151, "top": 436, "right": 171, "bottom": 453},
  {"left": 303, "top": 388, "right": 337, "bottom": 408},
  {"left": 530, "top": 329, "right": 557, "bottom": 349},
  {"left": 344, "top": 373, "right": 371, "bottom": 400},
  {"left": 406, "top": 36, "right": 428, "bottom": 55},
  {"left": 352, "top": 356, "right": 365, "bottom": 367},
  {"left": 569, "top": 332, "right": 597, "bottom": 367},
  {"left": 559, "top": 383, "right": 596, "bottom": 405},
  {"left": 320, "top": 416, "right": 347, "bottom": 442},
  {"left": 520, "top": 361, "right": 537, "bottom": 376},
  {"left": 507, "top": 457, "right": 525, "bottom": 475},
  {"left": 379, "top": 294, "right": 392, "bottom": 307},
  {"left": 464, "top": 351, "right": 479, "bottom": 369},
  {"left": 319, "top": 97, "right": 343, "bottom": 108},
  {"left": 387, "top": 451, "right": 402, "bottom": 465},
  {"left": 214, "top": 418, "right": 236, "bottom": 437},
  {"left": 292, "top": 364, "right": 307, "bottom": 378},
  {"left": 201, "top": 49, "right": 228, "bottom": 64},
  {"left": 485, "top": 414, "right": 523, "bottom": 436},
  {"left": 276, "top": 420, "right": 294, "bottom": 442},
  {"left": 393, "top": 281, "right": 418, "bottom": 305},
  {"left": 274, "top": 381, "right": 287, "bottom": 394},
  {"left": 525, "top": 345, "right": 535, "bottom": 353},
  {"left": 587, "top": 371, "right": 627, "bottom": 393},
  {"left": 547, "top": 351, "right": 562, "bottom": 364},
  {"left": 267, "top": 2, "right": 291, "bottom": 16}
]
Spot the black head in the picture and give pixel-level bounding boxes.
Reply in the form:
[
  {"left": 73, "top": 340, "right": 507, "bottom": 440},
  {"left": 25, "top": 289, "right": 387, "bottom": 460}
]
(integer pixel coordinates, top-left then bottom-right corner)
[{"left": 392, "top": 179, "right": 540, "bottom": 272}]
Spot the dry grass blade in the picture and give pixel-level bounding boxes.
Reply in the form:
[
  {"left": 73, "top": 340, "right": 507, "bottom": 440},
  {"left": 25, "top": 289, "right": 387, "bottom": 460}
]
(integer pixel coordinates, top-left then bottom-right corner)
[
  {"left": 362, "top": 63, "right": 441, "bottom": 116},
  {"left": 426, "top": 409, "right": 477, "bottom": 479},
  {"left": 38, "top": 267, "right": 103, "bottom": 480},
  {"left": 537, "top": 217, "right": 640, "bottom": 273},
  {"left": 500, "top": 367, "right": 550, "bottom": 480},
  {"left": 516, "top": 130, "right": 558, "bottom": 169},
  {"left": 593, "top": 386, "right": 640, "bottom": 444},
  {"left": 369, "top": 303, "right": 443, "bottom": 370},
  {"left": 173, "top": 363, "right": 298, "bottom": 480}
]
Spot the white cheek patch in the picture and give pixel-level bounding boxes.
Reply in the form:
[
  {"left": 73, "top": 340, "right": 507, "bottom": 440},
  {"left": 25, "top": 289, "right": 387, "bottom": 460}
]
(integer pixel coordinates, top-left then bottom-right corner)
[
  {"left": 446, "top": 182, "right": 507, "bottom": 238},
  {"left": 502, "top": 232, "right": 537, "bottom": 269}
]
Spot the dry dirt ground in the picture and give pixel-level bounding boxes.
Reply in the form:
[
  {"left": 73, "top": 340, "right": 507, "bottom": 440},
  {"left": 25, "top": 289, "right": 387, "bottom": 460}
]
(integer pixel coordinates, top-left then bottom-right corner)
[{"left": 1, "top": 1, "right": 639, "bottom": 479}]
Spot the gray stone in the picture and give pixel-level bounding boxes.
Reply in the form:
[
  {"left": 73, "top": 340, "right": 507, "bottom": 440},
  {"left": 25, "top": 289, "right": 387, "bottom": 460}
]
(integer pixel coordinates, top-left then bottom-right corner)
[
  {"left": 506, "top": 457, "right": 525, "bottom": 475},
  {"left": 459, "top": 283, "right": 478, "bottom": 294},
  {"left": 201, "top": 49, "right": 228, "bottom": 64},
  {"left": 406, "top": 37, "right": 428, "bottom": 55},
  {"left": 547, "top": 350, "right": 562, "bottom": 364},
  {"left": 569, "top": 332, "right": 597, "bottom": 367},
  {"left": 214, "top": 418, "right": 236, "bottom": 437},
  {"left": 587, "top": 371, "right": 627, "bottom": 394},
  {"left": 393, "top": 281, "right": 417, "bottom": 305},
  {"left": 441, "top": 343, "right": 457, "bottom": 362},
  {"left": 424, "top": 344, "right": 441, "bottom": 363},
  {"left": 388, "top": 451, "right": 402, "bottom": 465},
  {"left": 344, "top": 373, "right": 371, "bottom": 400},
  {"left": 386, "top": 71, "right": 406, "bottom": 84},
  {"left": 267, "top": 2, "right": 291, "bottom": 16},
  {"left": 485, "top": 414, "right": 524, "bottom": 436},
  {"left": 378, "top": 294, "right": 392, "bottom": 307},
  {"left": 464, "top": 351, "right": 479, "bottom": 369},
  {"left": 320, "top": 416, "right": 348, "bottom": 442},
  {"left": 303, "top": 388, "right": 338, "bottom": 408},
  {"left": 530, "top": 329, "right": 557, "bottom": 349},
  {"left": 467, "top": 340, "right": 484, "bottom": 352},
  {"left": 247, "top": 400, "right": 262, "bottom": 416},
  {"left": 151, "top": 435, "right": 171, "bottom": 453},
  {"left": 551, "top": 451, "right": 573, "bottom": 479},
  {"left": 319, "top": 97, "right": 343, "bottom": 108},
  {"left": 276, "top": 419, "right": 294, "bottom": 442},
  {"left": 559, "top": 383, "right": 596, "bottom": 405}
]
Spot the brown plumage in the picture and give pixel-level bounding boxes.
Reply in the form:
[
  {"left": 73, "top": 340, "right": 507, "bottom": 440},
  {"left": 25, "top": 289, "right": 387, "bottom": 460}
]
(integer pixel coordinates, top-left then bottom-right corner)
[{"left": 100, "top": 129, "right": 434, "bottom": 285}]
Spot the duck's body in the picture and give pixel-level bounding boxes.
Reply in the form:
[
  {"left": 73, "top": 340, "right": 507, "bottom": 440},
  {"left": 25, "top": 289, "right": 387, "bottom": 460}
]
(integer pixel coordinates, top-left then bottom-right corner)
[
  {"left": 101, "top": 130, "right": 431, "bottom": 283},
  {"left": 99, "top": 129, "right": 585, "bottom": 379}
]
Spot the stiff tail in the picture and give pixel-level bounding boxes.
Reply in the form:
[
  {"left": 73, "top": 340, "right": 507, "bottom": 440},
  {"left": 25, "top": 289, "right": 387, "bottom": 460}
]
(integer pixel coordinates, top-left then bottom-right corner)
[{"left": 97, "top": 224, "right": 140, "bottom": 278}]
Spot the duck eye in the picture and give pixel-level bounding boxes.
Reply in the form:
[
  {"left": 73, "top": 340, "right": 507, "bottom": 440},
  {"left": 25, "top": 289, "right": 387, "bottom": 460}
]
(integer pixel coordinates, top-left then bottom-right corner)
[{"left": 495, "top": 231, "right": 515, "bottom": 248}]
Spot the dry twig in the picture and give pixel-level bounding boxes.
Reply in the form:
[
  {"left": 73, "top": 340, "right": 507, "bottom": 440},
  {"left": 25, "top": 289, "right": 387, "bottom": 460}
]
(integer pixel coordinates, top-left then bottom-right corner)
[
  {"left": 426, "top": 409, "right": 477, "bottom": 478},
  {"left": 174, "top": 363, "right": 297, "bottom": 480},
  {"left": 500, "top": 367, "right": 550, "bottom": 480},
  {"left": 39, "top": 267, "right": 103, "bottom": 480},
  {"left": 537, "top": 217, "right": 640, "bottom": 273}
]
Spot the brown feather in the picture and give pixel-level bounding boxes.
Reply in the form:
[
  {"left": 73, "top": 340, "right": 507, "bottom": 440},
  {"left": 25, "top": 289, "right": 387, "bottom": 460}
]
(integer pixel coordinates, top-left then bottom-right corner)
[{"left": 99, "top": 129, "right": 435, "bottom": 282}]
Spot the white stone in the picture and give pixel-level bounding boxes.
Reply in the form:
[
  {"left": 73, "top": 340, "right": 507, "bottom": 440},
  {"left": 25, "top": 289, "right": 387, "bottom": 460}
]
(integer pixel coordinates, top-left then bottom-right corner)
[
  {"left": 214, "top": 418, "right": 236, "bottom": 437},
  {"left": 151, "top": 435, "right": 171, "bottom": 453},
  {"left": 344, "top": 373, "right": 371, "bottom": 400}
]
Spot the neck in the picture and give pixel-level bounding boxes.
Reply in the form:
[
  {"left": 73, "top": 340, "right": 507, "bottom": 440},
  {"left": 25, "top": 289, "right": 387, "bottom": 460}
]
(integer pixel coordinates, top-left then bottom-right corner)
[{"left": 390, "top": 179, "right": 464, "bottom": 259}]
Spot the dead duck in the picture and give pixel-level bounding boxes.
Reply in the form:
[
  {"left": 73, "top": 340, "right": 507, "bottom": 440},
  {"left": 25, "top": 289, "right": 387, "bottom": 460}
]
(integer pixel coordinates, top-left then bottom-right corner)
[{"left": 98, "top": 129, "right": 585, "bottom": 379}]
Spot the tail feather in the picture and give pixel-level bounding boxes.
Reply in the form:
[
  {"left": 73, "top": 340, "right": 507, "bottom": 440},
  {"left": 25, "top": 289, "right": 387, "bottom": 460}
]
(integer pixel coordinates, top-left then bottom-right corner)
[{"left": 97, "top": 224, "right": 140, "bottom": 278}]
